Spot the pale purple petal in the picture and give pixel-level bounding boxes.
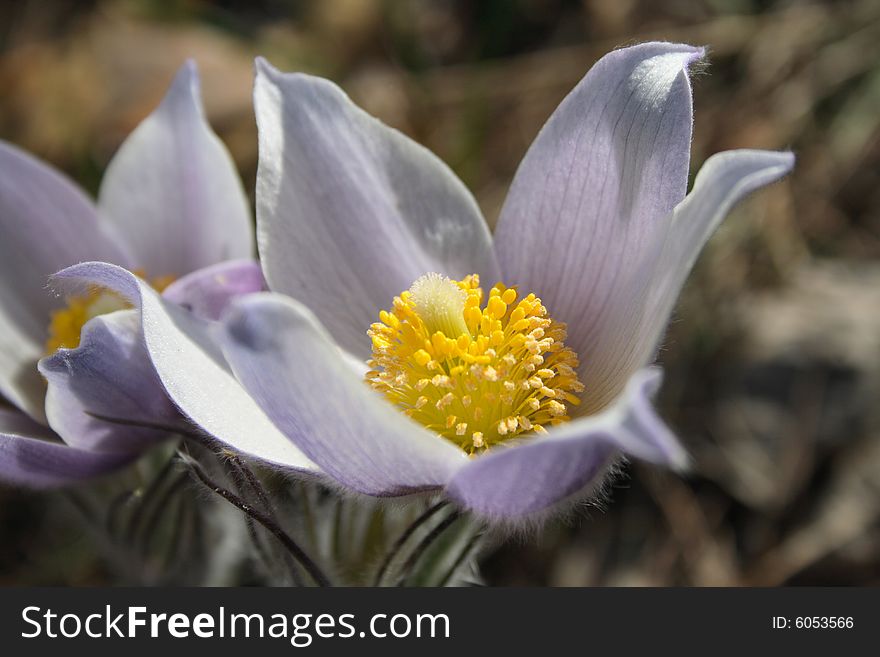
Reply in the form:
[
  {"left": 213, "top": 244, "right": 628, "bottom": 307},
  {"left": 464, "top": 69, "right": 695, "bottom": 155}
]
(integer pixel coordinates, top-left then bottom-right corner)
[
  {"left": 38, "top": 309, "right": 181, "bottom": 452},
  {"left": 254, "top": 57, "right": 500, "bottom": 359},
  {"left": 0, "top": 407, "right": 55, "bottom": 439},
  {"left": 0, "top": 141, "right": 132, "bottom": 421},
  {"left": 51, "top": 263, "right": 318, "bottom": 473},
  {"left": 445, "top": 368, "right": 685, "bottom": 520},
  {"left": 577, "top": 150, "right": 794, "bottom": 411},
  {"left": 0, "top": 408, "right": 134, "bottom": 488},
  {"left": 98, "top": 61, "right": 253, "bottom": 278},
  {"left": 162, "top": 259, "right": 266, "bottom": 321},
  {"left": 219, "top": 293, "right": 469, "bottom": 496},
  {"left": 492, "top": 42, "right": 702, "bottom": 411}
]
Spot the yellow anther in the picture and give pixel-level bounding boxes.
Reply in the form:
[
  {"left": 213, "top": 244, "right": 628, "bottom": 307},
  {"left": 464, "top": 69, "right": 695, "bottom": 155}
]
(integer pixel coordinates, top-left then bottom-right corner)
[
  {"left": 436, "top": 392, "right": 454, "bottom": 410},
  {"left": 413, "top": 349, "right": 432, "bottom": 367},
  {"left": 431, "top": 374, "right": 453, "bottom": 389},
  {"left": 547, "top": 400, "right": 567, "bottom": 417},
  {"left": 366, "top": 272, "right": 584, "bottom": 453},
  {"left": 431, "top": 332, "right": 447, "bottom": 356},
  {"left": 46, "top": 272, "right": 175, "bottom": 354},
  {"left": 379, "top": 310, "right": 399, "bottom": 328},
  {"left": 487, "top": 296, "right": 508, "bottom": 320}
]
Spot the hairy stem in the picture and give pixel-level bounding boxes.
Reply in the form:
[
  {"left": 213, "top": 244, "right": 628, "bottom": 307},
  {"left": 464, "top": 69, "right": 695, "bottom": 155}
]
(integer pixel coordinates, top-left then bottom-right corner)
[
  {"left": 226, "top": 456, "right": 304, "bottom": 586},
  {"left": 395, "top": 509, "right": 461, "bottom": 587},
  {"left": 180, "top": 450, "right": 331, "bottom": 587},
  {"left": 373, "top": 500, "right": 449, "bottom": 586}
]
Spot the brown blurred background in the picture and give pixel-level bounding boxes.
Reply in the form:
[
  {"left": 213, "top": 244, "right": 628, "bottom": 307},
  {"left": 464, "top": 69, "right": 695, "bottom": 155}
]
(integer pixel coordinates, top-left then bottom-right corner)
[{"left": 1, "top": 0, "right": 879, "bottom": 585}]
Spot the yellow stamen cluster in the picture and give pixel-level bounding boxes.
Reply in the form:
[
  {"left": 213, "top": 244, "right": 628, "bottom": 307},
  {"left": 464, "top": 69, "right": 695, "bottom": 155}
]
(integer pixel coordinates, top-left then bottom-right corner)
[
  {"left": 45, "top": 272, "right": 175, "bottom": 353},
  {"left": 366, "top": 273, "right": 584, "bottom": 454}
]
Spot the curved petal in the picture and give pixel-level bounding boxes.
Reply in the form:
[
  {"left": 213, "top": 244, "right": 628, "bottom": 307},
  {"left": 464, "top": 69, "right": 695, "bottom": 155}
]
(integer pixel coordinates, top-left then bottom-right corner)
[
  {"left": 579, "top": 150, "right": 795, "bottom": 411},
  {"left": 50, "top": 262, "right": 318, "bottom": 473},
  {"left": 98, "top": 60, "right": 253, "bottom": 278},
  {"left": 445, "top": 368, "right": 685, "bottom": 520},
  {"left": 492, "top": 42, "right": 702, "bottom": 409},
  {"left": 254, "top": 58, "right": 500, "bottom": 359},
  {"left": 39, "top": 309, "right": 181, "bottom": 453},
  {"left": 0, "top": 141, "right": 132, "bottom": 421},
  {"left": 162, "top": 259, "right": 266, "bottom": 321},
  {"left": 219, "top": 293, "right": 469, "bottom": 496},
  {"left": 0, "top": 408, "right": 134, "bottom": 488}
]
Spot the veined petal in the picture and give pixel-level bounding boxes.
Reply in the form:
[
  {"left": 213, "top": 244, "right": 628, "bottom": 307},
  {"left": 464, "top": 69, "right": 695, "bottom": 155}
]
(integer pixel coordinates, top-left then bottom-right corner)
[
  {"left": 0, "top": 408, "right": 135, "bottom": 488},
  {"left": 98, "top": 61, "right": 253, "bottom": 278},
  {"left": 492, "top": 42, "right": 702, "bottom": 410},
  {"left": 254, "top": 58, "right": 500, "bottom": 359},
  {"left": 50, "top": 263, "right": 318, "bottom": 473},
  {"left": 445, "top": 368, "right": 685, "bottom": 520},
  {"left": 578, "top": 150, "right": 795, "bottom": 411},
  {"left": 0, "top": 141, "right": 132, "bottom": 421},
  {"left": 162, "top": 259, "right": 266, "bottom": 321},
  {"left": 219, "top": 293, "right": 469, "bottom": 496},
  {"left": 39, "top": 309, "right": 181, "bottom": 453}
]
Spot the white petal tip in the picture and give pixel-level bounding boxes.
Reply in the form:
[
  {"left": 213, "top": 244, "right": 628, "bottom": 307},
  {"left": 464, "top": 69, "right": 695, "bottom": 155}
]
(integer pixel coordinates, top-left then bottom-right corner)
[
  {"left": 172, "top": 59, "right": 199, "bottom": 90},
  {"left": 254, "top": 56, "right": 280, "bottom": 79},
  {"left": 162, "top": 60, "right": 203, "bottom": 117}
]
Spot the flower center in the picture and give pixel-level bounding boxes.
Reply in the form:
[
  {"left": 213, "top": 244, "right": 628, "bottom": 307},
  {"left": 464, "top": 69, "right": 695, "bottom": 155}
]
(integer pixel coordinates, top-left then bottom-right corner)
[
  {"left": 45, "top": 272, "right": 175, "bottom": 353},
  {"left": 366, "top": 273, "right": 584, "bottom": 454}
]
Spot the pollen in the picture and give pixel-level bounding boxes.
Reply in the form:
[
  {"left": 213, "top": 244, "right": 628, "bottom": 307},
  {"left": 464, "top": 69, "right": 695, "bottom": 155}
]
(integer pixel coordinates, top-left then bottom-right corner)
[
  {"left": 366, "top": 273, "right": 584, "bottom": 454},
  {"left": 45, "top": 272, "right": 175, "bottom": 353}
]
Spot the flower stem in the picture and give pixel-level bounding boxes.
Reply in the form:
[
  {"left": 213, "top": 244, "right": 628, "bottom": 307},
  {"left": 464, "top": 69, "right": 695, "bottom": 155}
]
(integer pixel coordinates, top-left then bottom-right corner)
[
  {"left": 225, "top": 456, "right": 304, "bottom": 586},
  {"left": 123, "top": 451, "right": 180, "bottom": 546},
  {"left": 436, "top": 531, "right": 484, "bottom": 587},
  {"left": 395, "top": 509, "right": 461, "bottom": 586},
  {"left": 372, "top": 500, "right": 448, "bottom": 586},
  {"left": 179, "top": 449, "right": 331, "bottom": 587}
]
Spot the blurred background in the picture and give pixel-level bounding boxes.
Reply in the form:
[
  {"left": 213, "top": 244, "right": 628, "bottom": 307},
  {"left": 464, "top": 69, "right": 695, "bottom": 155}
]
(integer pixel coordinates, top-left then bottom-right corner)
[{"left": 1, "top": 0, "right": 879, "bottom": 585}]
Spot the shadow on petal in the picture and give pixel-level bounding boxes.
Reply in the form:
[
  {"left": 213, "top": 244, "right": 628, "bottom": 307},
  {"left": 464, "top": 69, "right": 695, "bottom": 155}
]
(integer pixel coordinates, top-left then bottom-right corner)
[{"left": 444, "top": 368, "right": 686, "bottom": 521}]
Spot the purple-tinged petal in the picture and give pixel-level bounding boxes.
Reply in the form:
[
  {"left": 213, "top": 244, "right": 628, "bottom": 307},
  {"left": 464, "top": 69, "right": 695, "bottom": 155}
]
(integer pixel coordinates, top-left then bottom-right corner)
[
  {"left": 38, "top": 309, "right": 181, "bottom": 453},
  {"left": 0, "top": 321, "right": 44, "bottom": 424},
  {"left": 0, "top": 141, "right": 133, "bottom": 421},
  {"left": 51, "top": 263, "right": 318, "bottom": 473},
  {"left": 445, "top": 368, "right": 685, "bottom": 521},
  {"left": 0, "top": 406, "right": 54, "bottom": 439},
  {"left": 219, "top": 293, "right": 469, "bottom": 496},
  {"left": 492, "top": 42, "right": 702, "bottom": 408},
  {"left": 0, "top": 408, "right": 135, "bottom": 488},
  {"left": 577, "top": 150, "right": 795, "bottom": 412},
  {"left": 98, "top": 61, "right": 253, "bottom": 278},
  {"left": 162, "top": 259, "right": 266, "bottom": 321},
  {"left": 254, "top": 58, "right": 500, "bottom": 359}
]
